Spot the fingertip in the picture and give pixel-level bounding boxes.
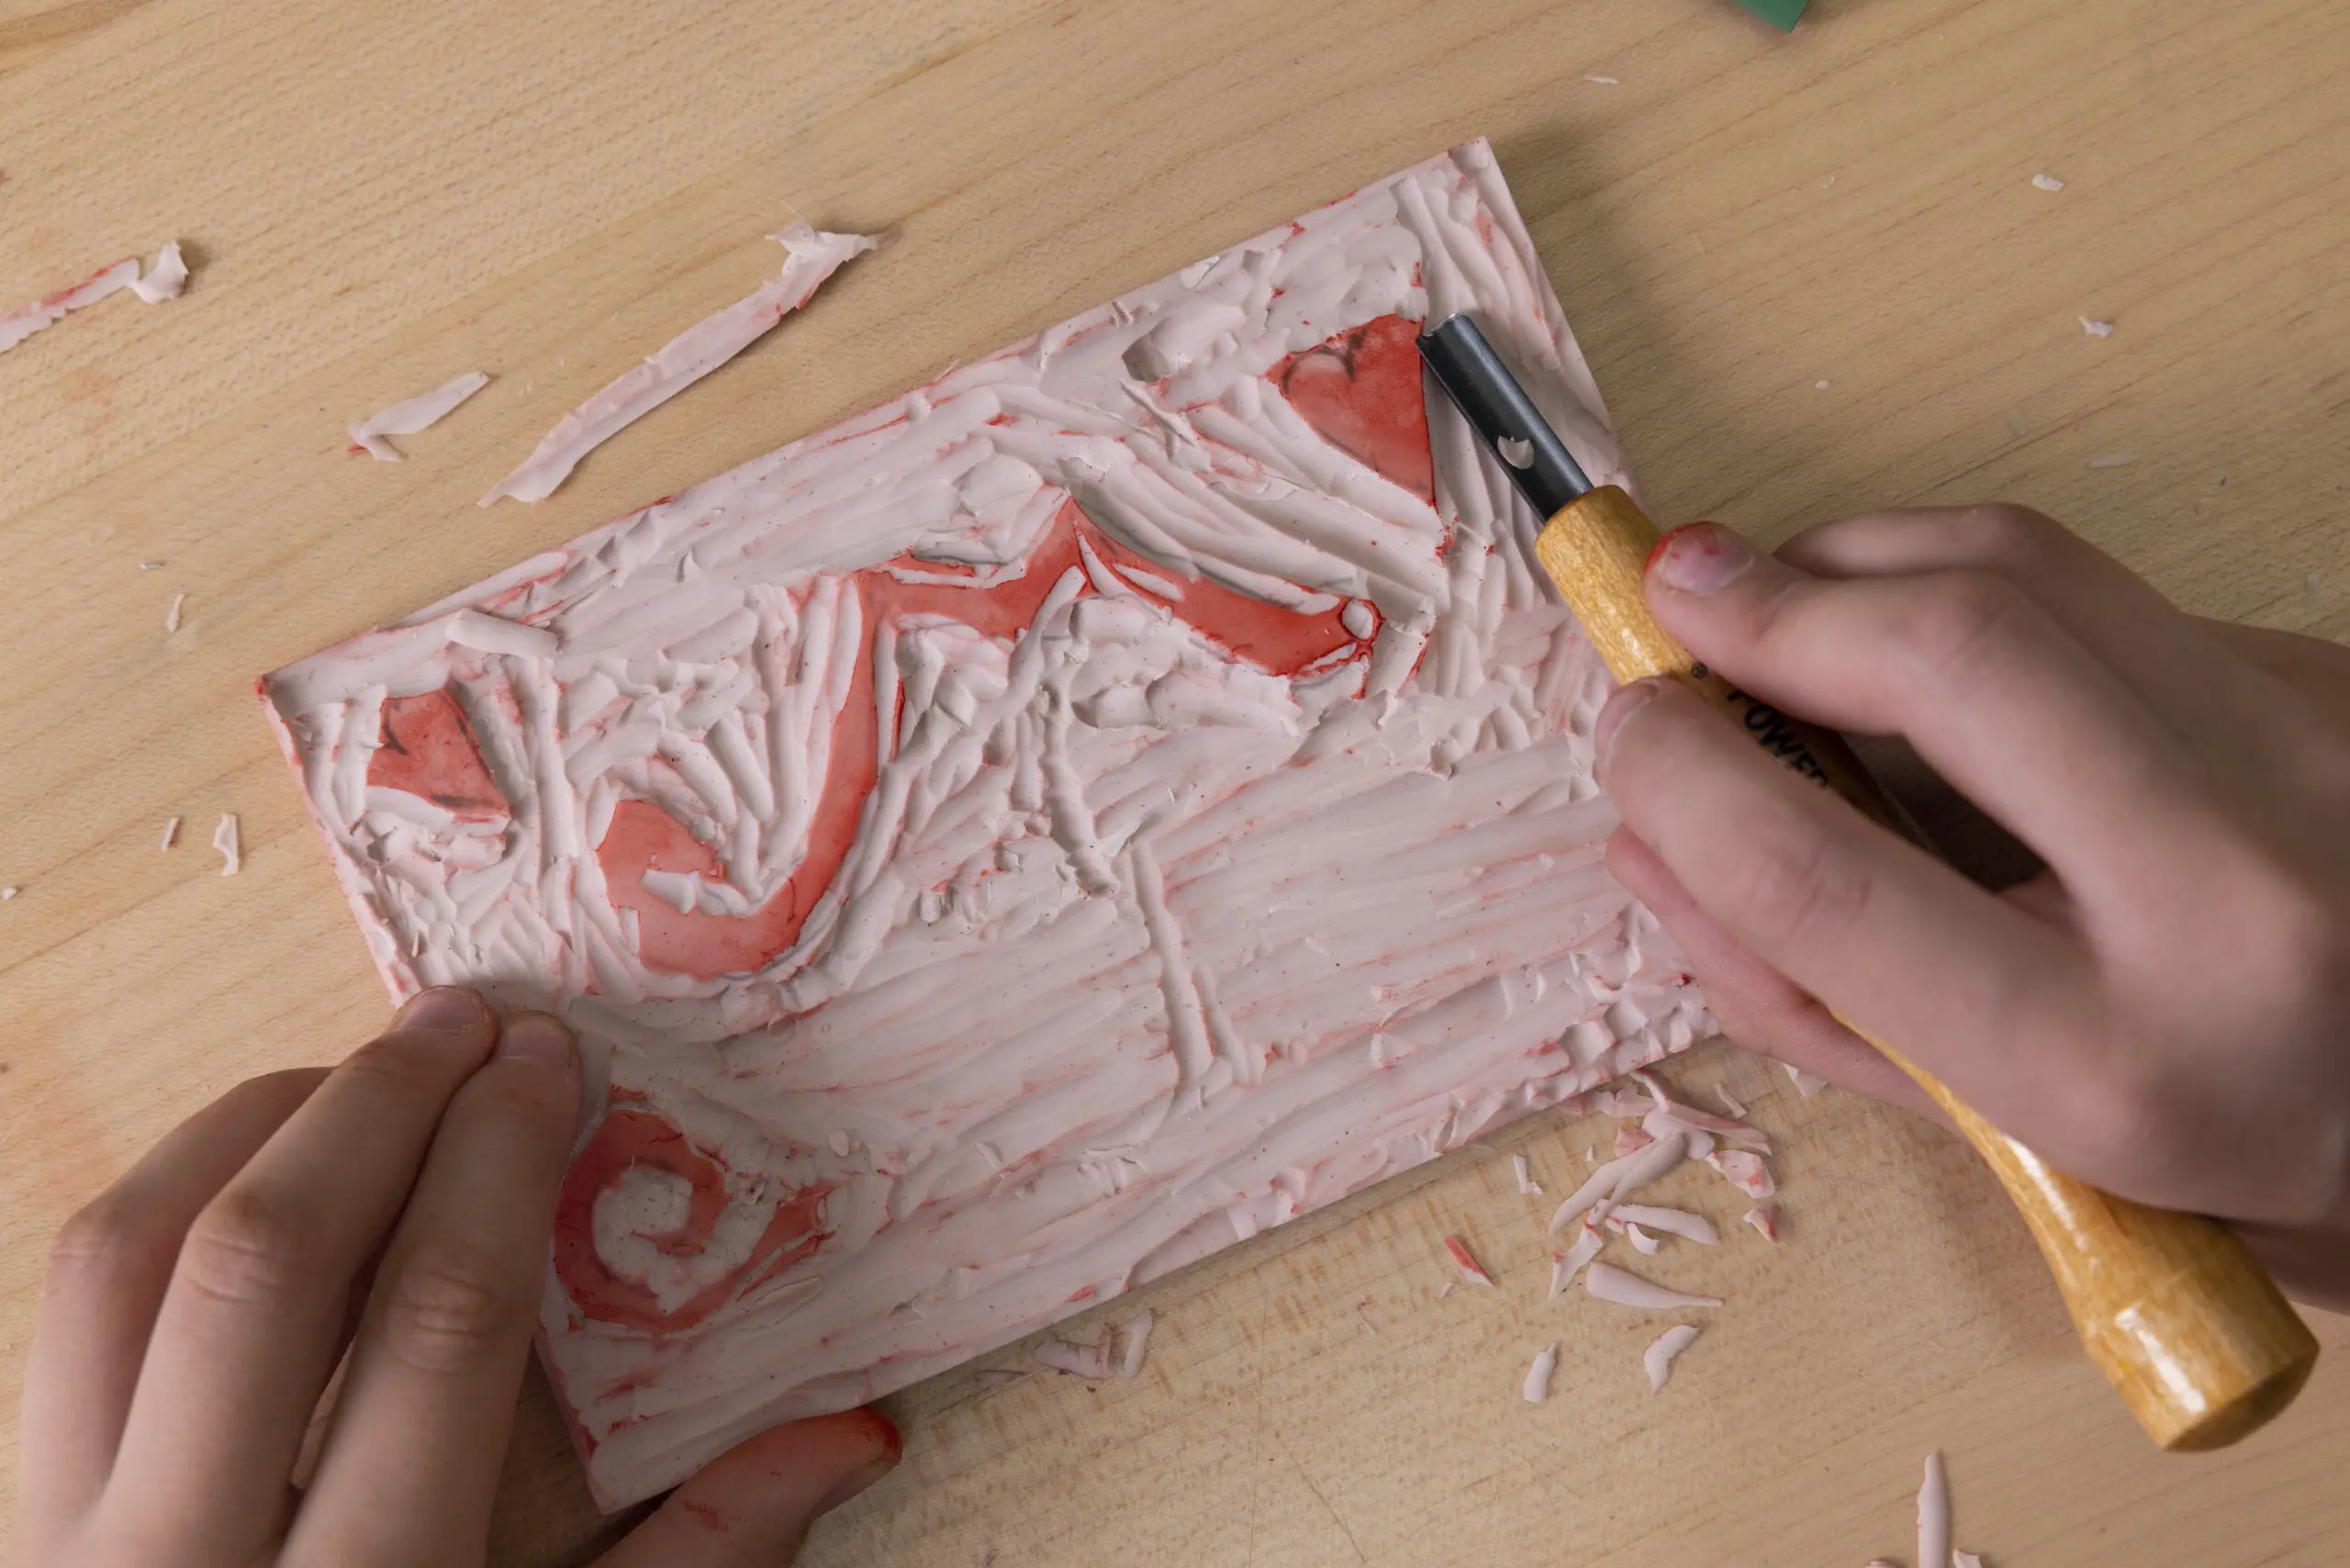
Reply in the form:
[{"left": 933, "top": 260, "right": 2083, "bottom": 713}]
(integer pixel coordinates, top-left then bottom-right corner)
[
  {"left": 860, "top": 1406, "right": 904, "bottom": 1467},
  {"left": 1593, "top": 679, "right": 1664, "bottom": 777},
  {"left": 494, "top": 1011, "right": 577, "bottom": 1071},
  {"left": 396, "top": 986, "right": 490, "bottom": 1036},
  {"left": 699, "top": 1408, "right": 901, "bottom": 1514},
  {"left": 487, "top": 1012, "right": 585, "bottom": 1146},
  {"left": 1642, "top": 524, "right": 1828, "bottom": 682},
  {"left": 746, "top": 1408, "right": 901, "bottom": 1505},
  {"left": 741, "top": 1408, "right": 901, "bottom": 1517},
  {"left": 1643, "top": 522, "right": 1693, "bottom": 574},
  {"left": 1645, "top": 521, "right": 1755, "bottom": 597}
]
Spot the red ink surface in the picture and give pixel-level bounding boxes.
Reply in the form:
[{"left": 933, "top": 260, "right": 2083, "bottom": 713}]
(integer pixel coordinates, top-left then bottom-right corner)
[
  {"left": 588, "top": 316, "right": 1430, "bottom": 984},
  {"left": 862, "top": 1406, "right": 905, "bottom": 1463},
  {"left": 31, "top": 258, "right": 133, "bottom": 311},
  {"left": 553, "top": 1108, "right": 831, "bottom": 1334},
  {"left": 592, "top": 517, "right": 1090, "bottom": 980},
  {"left": 728, "top": 1407, "right": 901, "bottom": 1491},
  {"left": 1270, "top": 314, "right": 1436, "bottom": 501},
  {"left": 551, "top": 315, "right": 1446, "bottom": 1340},
  {"left": 599, "top": 799, "right": 844, "bottom": 980},
  {"left": 367, "top": 688, "right": 510, "bottom": 819},
  {"left": 1644, "top": 526, "right": 1685, "bottom": 574},
  {"left": 593, "top": 506, "right": 1387, "bottom": 978},
  {"left": 677, "top": 1499, "right": 732, "bottom": 1533},
  {"left": 1650, "top": 521, "right": 1738, "bottom": 582},
  {"left": 860, "top": 500, "right": 1090, "bottom": 642},
  {"left": 1444, "top": 1235, "right": 1494, "bottom": 1283},
  {"left": 1069, "top": 498, "right": 1371, "bottom": 675}
]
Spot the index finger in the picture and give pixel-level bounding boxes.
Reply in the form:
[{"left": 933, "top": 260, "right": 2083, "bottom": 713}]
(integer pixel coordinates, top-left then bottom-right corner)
[
  {"left": 1645, "top": 523, "right": 2241, "bottom": 923},
  {"left": 1776, "top": 506, "right": 2328, "bottom": 799},
  {"left": 104, "top": 989, "right": 501, "bottom": 1562},
  {"left": 593, "top": 1412, "right": 901, "bottom": 1568},
  {"left": 288, "top": 1012, "right": 580, "bottom": 1567}
]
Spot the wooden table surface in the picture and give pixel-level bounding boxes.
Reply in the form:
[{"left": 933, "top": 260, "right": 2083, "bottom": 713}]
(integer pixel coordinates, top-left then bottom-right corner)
[{"left": 5, "top": 0, "right": 2346, "bottom": 1562}]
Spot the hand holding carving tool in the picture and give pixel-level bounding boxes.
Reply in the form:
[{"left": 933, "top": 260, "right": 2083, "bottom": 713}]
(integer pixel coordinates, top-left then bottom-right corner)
[{"left": 1417, "top": 311, "right": 2316, "bottom": 1451}]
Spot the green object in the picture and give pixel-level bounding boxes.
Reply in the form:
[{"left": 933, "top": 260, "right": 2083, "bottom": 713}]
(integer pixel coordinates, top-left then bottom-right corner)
[{"left": 1734, "top": 0, "right": 1807, "bottom": 30}]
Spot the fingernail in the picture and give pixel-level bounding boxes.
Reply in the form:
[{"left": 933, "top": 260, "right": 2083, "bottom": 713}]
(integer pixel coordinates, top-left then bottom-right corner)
[
  {"left": 496, "top": 1012, "right": 576, "bottom": 1070},
  {"left": 1650, "top": 521, "right": 1753, "bottom": 595},
  {"left": 869, "top": 1409, "right": 903, "bottom": 1464},
  {"left": 398, "top": 987, "right": 487, "bottom": 1035},
  {"left": 813, "top": 1408, "right": 902, "bottom": 1513},
  {"left": 1593, "top": 678, "right": 1662, "bottom": 769}
]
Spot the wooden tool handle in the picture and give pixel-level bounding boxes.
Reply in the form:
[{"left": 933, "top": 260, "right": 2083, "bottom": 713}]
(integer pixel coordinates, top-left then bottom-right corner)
[{"left": 1535, "top": 484, "right": 2318, "bottom": 1450}]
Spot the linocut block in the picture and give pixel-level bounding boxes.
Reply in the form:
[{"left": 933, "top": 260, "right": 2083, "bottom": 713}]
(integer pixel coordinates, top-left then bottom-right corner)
[{"left": 263, "top": 140, "right": 1706, "bottom": 1507}]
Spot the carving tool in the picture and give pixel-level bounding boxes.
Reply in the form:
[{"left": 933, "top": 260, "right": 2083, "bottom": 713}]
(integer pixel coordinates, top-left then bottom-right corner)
[{"left": 1417, "top": 311, "right": 2317, "bottom": 1450}]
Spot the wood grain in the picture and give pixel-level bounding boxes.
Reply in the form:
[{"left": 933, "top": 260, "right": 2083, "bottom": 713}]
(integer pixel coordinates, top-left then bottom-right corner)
[
  {"left": 0, "top": 0, "right": 156, "bottom": 81},
  {"left": 2, "top": 1, "right": 2345, "bottom": 1565}
]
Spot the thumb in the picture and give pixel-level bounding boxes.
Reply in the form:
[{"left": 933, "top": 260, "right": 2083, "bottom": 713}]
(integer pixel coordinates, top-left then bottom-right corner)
[{"left": 592, "top": 1409, "right": 901, "bottom": 1568}]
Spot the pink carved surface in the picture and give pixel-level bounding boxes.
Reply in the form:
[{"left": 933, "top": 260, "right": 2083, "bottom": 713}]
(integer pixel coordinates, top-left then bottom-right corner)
[{"left": 262, "top": 140, "right": 1706, "bottom": 1508}]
